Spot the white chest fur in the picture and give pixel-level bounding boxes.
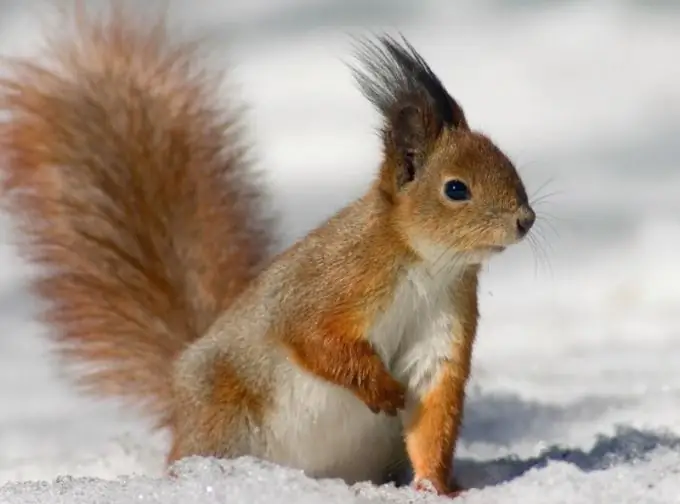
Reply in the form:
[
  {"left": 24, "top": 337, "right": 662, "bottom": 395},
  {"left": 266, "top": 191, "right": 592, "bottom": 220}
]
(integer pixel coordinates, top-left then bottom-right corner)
[
  {"left": 368, "top": 259, "right": 463, "bottom": 398},
  {"left": 265, "top": 246, "right": 471, "bottom": 484},
  {"left": 265, "top": 260, "right": 466, "bottom": 484}
]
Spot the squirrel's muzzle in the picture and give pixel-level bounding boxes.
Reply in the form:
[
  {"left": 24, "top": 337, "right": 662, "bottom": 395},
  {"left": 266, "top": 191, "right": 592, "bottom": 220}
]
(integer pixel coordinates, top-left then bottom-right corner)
[{"left": 515, "top": 206, "right": 536, "bottom": 239}]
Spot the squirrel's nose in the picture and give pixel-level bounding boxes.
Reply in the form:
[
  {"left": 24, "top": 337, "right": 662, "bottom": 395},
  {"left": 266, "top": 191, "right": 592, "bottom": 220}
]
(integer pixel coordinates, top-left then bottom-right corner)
[{"left": 516, "top": 207, "right": 536, "bottom": 238}]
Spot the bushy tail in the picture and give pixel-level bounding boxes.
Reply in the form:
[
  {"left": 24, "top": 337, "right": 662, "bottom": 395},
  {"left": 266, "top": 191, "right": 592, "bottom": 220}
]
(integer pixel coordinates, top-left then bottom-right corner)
[{"left": 0, "top": 4, "right": 273, "bottom": 427}]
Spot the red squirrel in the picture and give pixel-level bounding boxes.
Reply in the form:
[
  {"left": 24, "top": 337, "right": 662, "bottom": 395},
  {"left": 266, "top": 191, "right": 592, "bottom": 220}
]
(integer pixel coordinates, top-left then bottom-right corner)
[{"left": 0, "top": 4, "right": 535, "bottom": 498}]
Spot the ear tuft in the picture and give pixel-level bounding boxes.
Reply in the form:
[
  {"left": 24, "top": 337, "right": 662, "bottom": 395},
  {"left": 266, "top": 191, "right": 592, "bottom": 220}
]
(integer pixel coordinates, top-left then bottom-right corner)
[
  {"left": 350, "top": 34, "right": 467, "bottom": 132},
  {"left": 350, "top": 34, "right": 468, "bottom": 191}
]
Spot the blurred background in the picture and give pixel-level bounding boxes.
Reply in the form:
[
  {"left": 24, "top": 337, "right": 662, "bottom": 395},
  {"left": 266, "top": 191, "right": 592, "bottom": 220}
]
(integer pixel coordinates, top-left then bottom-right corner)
[{"left": 0, "top": 0, "right": 679, "bottom": 487}]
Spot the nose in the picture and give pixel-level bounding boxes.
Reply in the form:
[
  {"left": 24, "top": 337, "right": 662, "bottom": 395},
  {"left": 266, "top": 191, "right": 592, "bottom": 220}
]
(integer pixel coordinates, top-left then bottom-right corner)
[{"left": 516, "top": 206, "right": 536, "bottom": 238}]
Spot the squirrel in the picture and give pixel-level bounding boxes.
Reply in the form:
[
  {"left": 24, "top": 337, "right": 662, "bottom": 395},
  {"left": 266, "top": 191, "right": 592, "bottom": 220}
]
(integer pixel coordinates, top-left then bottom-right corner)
[{"left": 0, "top": 4, "right": 536, "bottom": 499}]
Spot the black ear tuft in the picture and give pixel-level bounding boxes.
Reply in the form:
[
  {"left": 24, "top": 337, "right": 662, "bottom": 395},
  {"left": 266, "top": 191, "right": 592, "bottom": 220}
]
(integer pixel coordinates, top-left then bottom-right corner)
[
  {"left": 350, "top": 34, "right": 467, "bottom": 133},
  {"left": 350, "top": 34, "right": 467, "bottom": 190}
]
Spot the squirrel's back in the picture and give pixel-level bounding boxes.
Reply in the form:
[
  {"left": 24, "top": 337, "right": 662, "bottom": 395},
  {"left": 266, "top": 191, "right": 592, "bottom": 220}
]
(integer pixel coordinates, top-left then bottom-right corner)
[{"left": 0, "top": 5, "right": 273, "bottom": 427}]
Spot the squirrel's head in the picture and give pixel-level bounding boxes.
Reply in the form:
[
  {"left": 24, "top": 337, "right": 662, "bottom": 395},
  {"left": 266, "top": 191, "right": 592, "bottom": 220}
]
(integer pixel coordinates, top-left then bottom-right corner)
[{"left": 352, "top": 35, "right": 535, "bottom": 265}]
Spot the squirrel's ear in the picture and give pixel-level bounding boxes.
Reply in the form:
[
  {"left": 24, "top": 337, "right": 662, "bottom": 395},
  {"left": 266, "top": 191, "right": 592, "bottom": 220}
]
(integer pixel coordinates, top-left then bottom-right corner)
[
  {"left": 351, "top": 34, "right": 468, "bottom": 191},
  {"left": 386, "top": 102, "right": 438, "bottom": 187}
]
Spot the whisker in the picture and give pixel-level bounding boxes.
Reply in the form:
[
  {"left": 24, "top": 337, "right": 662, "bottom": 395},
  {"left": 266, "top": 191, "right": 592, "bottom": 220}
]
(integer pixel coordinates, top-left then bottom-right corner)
[
  {"left": 531, "top": 190, "right": 565, "bottom": 207},
  {"left": 528, "top": 226, "right": 554, "bottom": 280},
  {"left": 529, "top": 176, "right": 557, "bottom": 201},
  {"left": 527, "top": 234, "right": 539, "bottom": 278},
  {"left": 432, "top": 245, "right": 466, "bottom": 278},
  {"left": 533, "top": 208, "right": 563, "bottom": 220},
  {"left": 427, "top": 244, "right": 454, "bottom": 280},
  {"left": 527, "top": 233, "right": 545, "bottom": 279},
  {"left": 536, "top": 214, "right": 560, "bottom": 240}
]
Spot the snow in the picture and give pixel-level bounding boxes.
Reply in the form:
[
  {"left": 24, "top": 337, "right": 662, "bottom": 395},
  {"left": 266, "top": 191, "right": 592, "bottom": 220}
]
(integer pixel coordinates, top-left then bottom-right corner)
[{"left": 1, "top": 0, "right": 680, "bottom": 502}]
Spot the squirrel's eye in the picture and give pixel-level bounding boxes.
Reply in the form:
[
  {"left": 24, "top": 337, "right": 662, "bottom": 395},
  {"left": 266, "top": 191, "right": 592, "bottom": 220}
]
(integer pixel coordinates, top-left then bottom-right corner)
[{"left": 443, "top": 179, "right": 470, "bottom": 201}]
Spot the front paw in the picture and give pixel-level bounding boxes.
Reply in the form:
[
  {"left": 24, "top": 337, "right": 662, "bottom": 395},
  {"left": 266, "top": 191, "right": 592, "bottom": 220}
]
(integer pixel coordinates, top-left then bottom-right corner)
[
  {"left": 412, "top": 478, "right": 465, "bottom": 499},
  {"left": 359, "top": 365, "right": 406, "bottom": 416}
]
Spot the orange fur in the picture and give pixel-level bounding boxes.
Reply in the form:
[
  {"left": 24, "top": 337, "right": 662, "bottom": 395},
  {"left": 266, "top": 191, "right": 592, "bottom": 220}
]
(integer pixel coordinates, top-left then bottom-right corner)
[
  {"left": 278, "top": 198, "right": 414, "bottom": 414},
  {"left": 168, "top": 358, "right": 270, "bottom": 464},
  {"left": 285, "top": 319, "right": 406, "bottom": 415},
  {"left": 0, "top": 4, "right": 272, "bottom": 428},
  {"left": 404, "top": 268, "right": 478, "bottom": 495}
]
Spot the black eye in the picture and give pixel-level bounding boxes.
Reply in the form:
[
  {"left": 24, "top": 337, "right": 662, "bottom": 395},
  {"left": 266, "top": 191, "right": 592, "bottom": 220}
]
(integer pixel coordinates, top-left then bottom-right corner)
[{"left": 443, "top": 179, "right": 470, "bottom": 201}]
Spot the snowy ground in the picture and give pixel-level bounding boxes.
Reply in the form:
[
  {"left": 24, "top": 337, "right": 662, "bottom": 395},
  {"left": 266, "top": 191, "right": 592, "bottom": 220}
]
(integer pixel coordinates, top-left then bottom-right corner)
[{"left": 1, "top": 0, "right": 680, "bottom": 503}]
